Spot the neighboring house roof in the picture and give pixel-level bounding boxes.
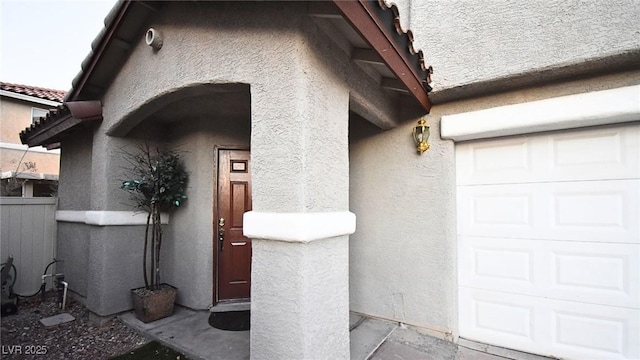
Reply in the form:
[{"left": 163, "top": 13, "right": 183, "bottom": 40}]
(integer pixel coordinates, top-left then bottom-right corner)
[
  {"left": 0, "top": 82, "right": 66, "bottom": 103},
  {"left": 22, "top": 0, "right": 432, "bottom": 148}
]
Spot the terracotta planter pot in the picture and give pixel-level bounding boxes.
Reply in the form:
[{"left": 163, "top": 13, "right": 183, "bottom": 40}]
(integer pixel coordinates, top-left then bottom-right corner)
[{"left": 131, "top": 284, "right": 177, "bottom": 323}]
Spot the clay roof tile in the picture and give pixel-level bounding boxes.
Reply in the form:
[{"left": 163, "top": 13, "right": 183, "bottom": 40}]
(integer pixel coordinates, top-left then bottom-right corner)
[{"left": 0, "top": 82, "right": 66, "bottom": 103}]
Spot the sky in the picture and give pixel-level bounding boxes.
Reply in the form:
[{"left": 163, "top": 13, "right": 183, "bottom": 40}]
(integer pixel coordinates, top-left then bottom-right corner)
[{"left": 1, "top": 0, "right": 117, "bottom": 91}]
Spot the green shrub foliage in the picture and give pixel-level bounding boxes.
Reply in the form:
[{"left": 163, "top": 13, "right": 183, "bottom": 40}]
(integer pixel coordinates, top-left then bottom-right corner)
[{"left": 121, "top": 147, "right": 188, "bottom": 211}]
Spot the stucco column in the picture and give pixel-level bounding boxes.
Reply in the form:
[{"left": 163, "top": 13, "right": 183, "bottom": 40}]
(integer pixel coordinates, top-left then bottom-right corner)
[{"left": 245, "top": 66, "right": 354, "bottom": 359}]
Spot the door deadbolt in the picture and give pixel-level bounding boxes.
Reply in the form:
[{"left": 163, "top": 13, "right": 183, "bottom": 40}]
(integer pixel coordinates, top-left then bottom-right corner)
[{"left": 218, "top": 218, "right": 225, "bottom": 251}]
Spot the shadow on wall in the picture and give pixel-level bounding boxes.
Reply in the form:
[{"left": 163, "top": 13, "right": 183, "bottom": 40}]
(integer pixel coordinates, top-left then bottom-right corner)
[
  {"left": 349, "top": 111, "right": 384, "bottom": 145},
  {"left": 108, "top": 83, "right": 251, "bottom": 138}
]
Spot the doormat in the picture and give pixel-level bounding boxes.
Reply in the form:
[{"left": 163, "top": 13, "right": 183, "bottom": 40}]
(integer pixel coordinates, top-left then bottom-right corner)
[{"left": 208, "top": 310, "right": 250, "bottom": 331}]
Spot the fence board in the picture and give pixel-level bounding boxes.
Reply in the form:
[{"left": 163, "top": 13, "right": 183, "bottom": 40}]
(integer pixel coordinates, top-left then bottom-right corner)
[{"left": 0, "top": 197, "right": 57, "bottom": 295}]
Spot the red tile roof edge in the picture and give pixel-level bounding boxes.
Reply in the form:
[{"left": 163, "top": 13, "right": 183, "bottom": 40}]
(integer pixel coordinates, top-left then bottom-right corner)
[{"left": 0, "top": 82, "right": 66, "bottom": 103}]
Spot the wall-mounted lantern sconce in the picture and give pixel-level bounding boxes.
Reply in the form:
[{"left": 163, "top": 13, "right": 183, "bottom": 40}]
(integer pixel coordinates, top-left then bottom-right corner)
[{"left": 412, "top": 118, "right": 430, "bottom": 154}]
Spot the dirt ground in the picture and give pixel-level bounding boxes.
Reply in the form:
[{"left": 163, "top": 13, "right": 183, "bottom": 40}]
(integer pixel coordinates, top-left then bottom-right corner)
[{"left": 1, "top": 292, "right": 148, "bottom": 359}]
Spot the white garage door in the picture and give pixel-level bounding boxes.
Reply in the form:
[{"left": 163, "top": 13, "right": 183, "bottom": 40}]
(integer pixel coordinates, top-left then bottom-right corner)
[{"left": 456, "top": 124, "right": 640, "bottom": 360}]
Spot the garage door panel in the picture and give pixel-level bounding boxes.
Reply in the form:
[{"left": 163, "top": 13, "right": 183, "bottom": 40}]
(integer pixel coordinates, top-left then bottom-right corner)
[
  {"left": 458, "top": 124, "right": 640, "bottom": 359},
  {"left": 552, "top": 252, "right": 628, "bottom": 295},
  {"left": 549, "top": 242, "right": 639, "bottom": 306},
  {"left": 549, "top": 127, "right": 630, "bottom": 176},
  {"left": 457, "top": 136, "right": 536, "bottom": 185},
  {"left": 459, "top": 236, "right": 640, "bottom": 308},
  {"left": 459, "top": 289, "right": 538, "bottom": 349},
  {"left": 554, "top": 311, "right": 626, "bottom": 355},
  {"left": 458, "top": 185, "right": 537, "bottom": 235},
  {"left": 458, "top": 180, "right": 639, "bottom": 243},
  {"left": 460, "top": 288, "right": 640, "bottom": 360},
  {"left": 457, "top": 124, "right": 639, "bottom": 185},
  {"left": 457, "top": 137, "right": 534, "bottom": 185},
  {"left": 459, "top": 236, "right": 536, "bottom": 291}
]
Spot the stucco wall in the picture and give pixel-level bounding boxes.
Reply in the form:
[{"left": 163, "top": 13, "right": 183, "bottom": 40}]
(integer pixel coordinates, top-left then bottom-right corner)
[
  {"left": 64, "top": 1, "right": 350, "bottom": 314},
  {"left": 84, "top": 2, "right": 308, "bottom": 314},
  {"left": 0, "top": 98, "right": 59, "bottom": 175},
  {"left": 56, "top": 125, "right": 94, "bottom": 299},
  {"left": 0, "top": 148, "right": 59, "bottom": 176},
  {"left": 61, "top": 0, "right": 387, "bottom": 316},
  {"left": 407, "top": 0, "right": 640, "bottom": 91},
  {"left": 1, "top": 98, "right": 38, "bottom": 143},
  {"left": 349, "top": 113, "right": 457, "bottom": 336},
  {"left": 349, "top": 69, "right": 640, "bottom": 337},
  {"left": 165, "top": 115, "right": 251, "bottom": 309},
  {"left": 57, "top": 223, "right": 90, "bottom": 297},
  {"left": 51, "top": 1, "right": 640, "bottom": 331},
  {"left": 59, "top": 126, "right": 93, "bottom": 210},
  {"left": 86, "top": 225, "right": 148, "bottom": 315}
]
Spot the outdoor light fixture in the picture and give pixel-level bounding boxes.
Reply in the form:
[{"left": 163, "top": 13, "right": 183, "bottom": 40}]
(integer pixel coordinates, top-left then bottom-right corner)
[
  {"left": 412, "top": 118, "right": 430, "bottom": 154},
  {"left": 145, "top": 28, "right": 163, "bottom": 50}
]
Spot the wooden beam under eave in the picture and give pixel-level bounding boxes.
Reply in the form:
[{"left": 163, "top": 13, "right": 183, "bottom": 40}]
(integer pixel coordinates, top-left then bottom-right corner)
[
  {"left": 308, "top": 2, "right": 343, "bottom": 19},
  {"left": 333, "top": 0, "right": 431, "bottom": 112},
  {"left": 352, "top": 48, "right": 384, "bottom": 64},
  {"left": 381, "top": 77, "right": 409, "bottom": 93}
]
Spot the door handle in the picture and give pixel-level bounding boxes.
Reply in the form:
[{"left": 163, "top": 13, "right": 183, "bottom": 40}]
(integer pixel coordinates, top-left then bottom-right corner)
[{"left": 218, "top": 218, "right": 225, "bottom": 251}]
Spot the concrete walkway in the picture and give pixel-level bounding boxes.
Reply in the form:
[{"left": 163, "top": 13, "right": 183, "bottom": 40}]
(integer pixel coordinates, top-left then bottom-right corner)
[{"left": 119, "top": 308, "right": 550, "bottom": 360}]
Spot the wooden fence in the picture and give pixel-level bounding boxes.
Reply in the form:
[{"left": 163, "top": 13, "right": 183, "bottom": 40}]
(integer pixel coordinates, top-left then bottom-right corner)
[{"left": 0, "top": 197, "right": 58, "bottom": 295}]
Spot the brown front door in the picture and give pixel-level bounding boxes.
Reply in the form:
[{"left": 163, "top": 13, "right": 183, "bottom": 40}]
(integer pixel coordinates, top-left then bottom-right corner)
[{"left": 216, "top": 149, "right": 252, "bottom": 302}]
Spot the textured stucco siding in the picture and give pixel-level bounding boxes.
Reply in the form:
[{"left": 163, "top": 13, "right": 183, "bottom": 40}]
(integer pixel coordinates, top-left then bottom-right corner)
[
  {"left": 408, "top": 0, "right": 640, "bottom": 91},
  {"left": 55, "top": 126, "right": 95, "bottom": 298},
  {"left": 249, "top": 18, "right": 352, "bottom": 356},
  {"left": 349, "top": 115, "right": 457, "bottom": 336},
  {"left": 56, "top": 222, "right": 90, "bottom": 297},
  {"left": 88, "top": 2, "right": 310, "bottom": 313},
  {"left": 349, "top": 69, "right": 640, "bottom": 337},
  {"left": 68, "top": 1, "right": 369, "bottom": 316},
  {"left": 252, "top": 236, "right": 350, "bottom": 359},
  {"left": 50, "top": 0, "right": 640, "bottom": 334},
  {"left": 55, "top": 127, "right": 94, "bottom": 300},
  {"left": 58, "top": 126, "right": 93, "bottom": 210},
  {"left": 86, "top": 225, "right": 148, "bottom": 315}
]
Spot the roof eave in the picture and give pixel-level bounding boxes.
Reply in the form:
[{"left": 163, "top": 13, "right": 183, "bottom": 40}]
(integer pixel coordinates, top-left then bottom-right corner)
[
  {"left": 20, "top": 101, "right": 103, "bottom": 147},
  {"left": 332, "top": 0, "right": 432, "bottom": 112},
  {"left": 66, "top": 0, "right": 132, "bottom": 102}
]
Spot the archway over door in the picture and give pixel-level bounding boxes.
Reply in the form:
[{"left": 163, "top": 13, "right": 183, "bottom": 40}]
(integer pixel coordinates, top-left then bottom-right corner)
[{"left": 124, "top": 83, "right": 252, "bottom": 310}]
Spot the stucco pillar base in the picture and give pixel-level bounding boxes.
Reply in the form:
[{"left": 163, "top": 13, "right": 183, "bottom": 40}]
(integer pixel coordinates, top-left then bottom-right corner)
[
  {"left": 250, "top": 235, "right": 350, "bottom": 360},
  {"left": 88, "top": 311, "right": 115, "bottom": 326},
  {"left": 86, "top": 225, "right": 147, "bottom": 316}
]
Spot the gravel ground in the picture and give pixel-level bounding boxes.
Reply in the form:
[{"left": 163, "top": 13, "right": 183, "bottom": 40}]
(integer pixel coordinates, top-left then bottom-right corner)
[{"left": 1, "top": 292, "right": 148, "bottom": 359}]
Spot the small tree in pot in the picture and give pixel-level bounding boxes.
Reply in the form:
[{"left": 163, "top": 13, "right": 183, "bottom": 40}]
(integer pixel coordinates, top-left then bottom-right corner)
[{"left": 121, "top": 144, "right": 188, "bottom": 322}]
